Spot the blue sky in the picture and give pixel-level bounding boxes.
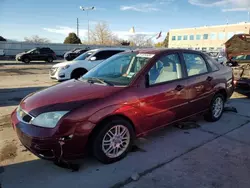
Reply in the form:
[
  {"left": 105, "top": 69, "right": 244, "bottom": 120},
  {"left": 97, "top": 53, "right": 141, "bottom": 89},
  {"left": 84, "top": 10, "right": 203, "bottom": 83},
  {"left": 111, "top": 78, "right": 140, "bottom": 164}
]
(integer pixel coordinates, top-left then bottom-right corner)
[{"left": 0, "top": 0, "right": 250, "bottom": 43}]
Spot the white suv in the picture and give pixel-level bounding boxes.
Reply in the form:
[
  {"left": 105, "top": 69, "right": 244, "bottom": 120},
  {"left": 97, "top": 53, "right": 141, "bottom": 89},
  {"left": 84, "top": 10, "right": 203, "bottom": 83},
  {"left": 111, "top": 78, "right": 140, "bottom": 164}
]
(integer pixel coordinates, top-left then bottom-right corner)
[{"left": 50, "top": 48, "right": 126, "bottom": 81}]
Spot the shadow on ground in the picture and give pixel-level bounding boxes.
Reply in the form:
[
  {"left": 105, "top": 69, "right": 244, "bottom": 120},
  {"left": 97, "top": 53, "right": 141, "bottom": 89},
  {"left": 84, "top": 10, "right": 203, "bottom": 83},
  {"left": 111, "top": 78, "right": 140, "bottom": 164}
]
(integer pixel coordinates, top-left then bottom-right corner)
[
  {"left": 0, "top": 61, "right": 62, "bottom": 66},
  {"left": 0, "top": 87, "right": 46, "bottom": 107}
]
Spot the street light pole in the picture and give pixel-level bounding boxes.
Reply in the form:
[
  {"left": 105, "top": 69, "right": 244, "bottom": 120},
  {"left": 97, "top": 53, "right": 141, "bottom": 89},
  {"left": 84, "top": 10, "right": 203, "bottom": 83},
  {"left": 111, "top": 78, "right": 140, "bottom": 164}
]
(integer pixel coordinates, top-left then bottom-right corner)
[{"left": 80, "top": 6, "right": 95, "bottom": 44}]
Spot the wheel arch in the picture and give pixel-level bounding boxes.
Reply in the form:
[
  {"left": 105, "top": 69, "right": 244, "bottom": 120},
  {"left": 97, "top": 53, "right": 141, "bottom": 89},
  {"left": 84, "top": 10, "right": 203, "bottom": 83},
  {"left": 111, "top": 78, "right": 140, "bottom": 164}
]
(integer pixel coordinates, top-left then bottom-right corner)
[
  {"left": 21, "top": 55, "right": 30, "bottom": 61},
  {"left": 215, "top": 88, "right": 227, "bottom": 101},
  {"left": 86, "top": 114, "right": 136, "bottom": 151},
  {"left": 70, "top": 68, "right": 88, "bottom": 78}
]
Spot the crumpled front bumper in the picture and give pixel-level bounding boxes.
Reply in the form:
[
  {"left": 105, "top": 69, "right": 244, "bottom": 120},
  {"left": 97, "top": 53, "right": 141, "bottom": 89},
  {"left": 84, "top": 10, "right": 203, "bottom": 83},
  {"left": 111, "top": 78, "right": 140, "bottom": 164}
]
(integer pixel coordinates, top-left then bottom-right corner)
[{"left": 11, "top": 110, "right": 90, "bottom": 160}]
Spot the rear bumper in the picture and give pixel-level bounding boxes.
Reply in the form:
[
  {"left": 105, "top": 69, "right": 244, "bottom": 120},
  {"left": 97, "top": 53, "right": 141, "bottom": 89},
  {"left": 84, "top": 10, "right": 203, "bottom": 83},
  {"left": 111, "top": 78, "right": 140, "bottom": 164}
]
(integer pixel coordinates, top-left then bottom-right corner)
[{"left": 234, "top": 78, "right": 250, "bottom": 90}]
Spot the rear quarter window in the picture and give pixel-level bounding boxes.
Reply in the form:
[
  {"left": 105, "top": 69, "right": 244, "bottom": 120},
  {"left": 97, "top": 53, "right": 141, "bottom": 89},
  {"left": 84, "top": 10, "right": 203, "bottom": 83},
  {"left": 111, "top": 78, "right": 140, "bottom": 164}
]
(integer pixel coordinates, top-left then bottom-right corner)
[{"left": 203, "top": 55, "right": 219, "bottom": 72}]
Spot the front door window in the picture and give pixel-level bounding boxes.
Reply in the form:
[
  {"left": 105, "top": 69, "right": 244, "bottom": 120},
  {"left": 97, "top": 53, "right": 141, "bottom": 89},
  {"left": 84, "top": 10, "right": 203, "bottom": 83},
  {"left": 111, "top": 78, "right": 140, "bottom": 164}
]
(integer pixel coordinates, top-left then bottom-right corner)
[{"left": 148, "top": 53, "right": 183, "bottom": 85}]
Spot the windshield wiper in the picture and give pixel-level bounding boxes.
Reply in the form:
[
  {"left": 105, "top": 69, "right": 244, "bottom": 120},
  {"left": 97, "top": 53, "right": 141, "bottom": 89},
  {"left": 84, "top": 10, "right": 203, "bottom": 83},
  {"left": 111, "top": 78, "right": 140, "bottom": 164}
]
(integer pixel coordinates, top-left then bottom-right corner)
[{"left": 86, "top": 77, "right": 114, "bottom": 86}]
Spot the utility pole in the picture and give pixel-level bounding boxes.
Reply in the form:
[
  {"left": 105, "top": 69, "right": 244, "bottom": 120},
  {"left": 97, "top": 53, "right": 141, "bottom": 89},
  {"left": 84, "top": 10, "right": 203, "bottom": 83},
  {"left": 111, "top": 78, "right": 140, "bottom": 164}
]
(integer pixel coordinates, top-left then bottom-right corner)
[
  {"left": 80, "top": 6, "right": 95, "bottom": 44},
  {"left": 77, "top": 18, "right": 79, "bottom": 38}
]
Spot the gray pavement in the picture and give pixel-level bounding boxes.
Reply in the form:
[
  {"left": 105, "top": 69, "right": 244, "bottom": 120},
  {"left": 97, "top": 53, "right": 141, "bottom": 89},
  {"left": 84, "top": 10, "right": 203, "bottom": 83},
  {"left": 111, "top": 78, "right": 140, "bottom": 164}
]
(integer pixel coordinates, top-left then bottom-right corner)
[
  {"left": 0, "top": 60, "right": 63, "bottom": 65},
  {"left": 1, "top": 101, "right": 250, "bottom": 188}
]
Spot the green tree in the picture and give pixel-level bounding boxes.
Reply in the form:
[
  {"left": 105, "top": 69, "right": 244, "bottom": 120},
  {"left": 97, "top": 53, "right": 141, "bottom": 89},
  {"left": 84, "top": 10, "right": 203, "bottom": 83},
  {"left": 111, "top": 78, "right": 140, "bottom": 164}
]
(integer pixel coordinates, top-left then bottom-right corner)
[
  {"left": 155, "top": 42, "right": 164, "bottom": 48},
  {"left": 64, "top": 33, "right": 81, "bottom": 44},
  {"left": 0, "top": 36, "right": 7, "bottom": 41},
  {"left": 162, "top": 32, "right": 169, "bottom": 47}
]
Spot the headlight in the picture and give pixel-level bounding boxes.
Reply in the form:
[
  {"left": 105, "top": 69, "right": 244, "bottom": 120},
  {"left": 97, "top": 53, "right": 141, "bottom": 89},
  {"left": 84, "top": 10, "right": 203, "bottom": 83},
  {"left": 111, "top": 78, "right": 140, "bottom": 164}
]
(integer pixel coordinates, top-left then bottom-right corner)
[
  {"left": 62, "top": 65, "right": 70, "bottom": 69},
  {"left": 31, "top": 111, "right": 68, "bottom": 128}
]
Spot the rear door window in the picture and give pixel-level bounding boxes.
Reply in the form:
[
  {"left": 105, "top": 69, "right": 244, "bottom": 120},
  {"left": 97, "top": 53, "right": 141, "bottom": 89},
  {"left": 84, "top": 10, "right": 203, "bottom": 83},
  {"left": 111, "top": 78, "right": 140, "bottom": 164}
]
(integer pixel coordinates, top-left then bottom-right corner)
[
  {"left": 95, "top": 50, "right": 124, "bottom": 60},
  {"left": 183, "top": 53, "right": 208, "bottom": 77},
  {"left": 40, "top": 48, "right": 52, "bottom": 54},
  {"left": 94, "top": 51, "right": 110, "bottom": 60},
  {"left": 203, "top": 55, "right": 219, "bottom": 71}
]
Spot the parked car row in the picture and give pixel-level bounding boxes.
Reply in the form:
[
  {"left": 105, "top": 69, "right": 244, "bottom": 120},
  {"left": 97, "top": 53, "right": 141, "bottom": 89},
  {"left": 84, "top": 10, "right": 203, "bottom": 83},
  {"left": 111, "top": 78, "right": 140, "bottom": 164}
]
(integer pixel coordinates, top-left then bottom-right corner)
[
  {"left": 11, "top": 48, "right": 234, "bottom": 165},
  {"left": 50, "top": 48, "right": 127, "bottom": 81},
  {"left": 16, "top": 47, "right": 57, "bottom": 63},
  {"left": 204, "top": 51, "right": 227, "bottom": 65},
  {"left": 15, "top": 47, "right": 92, "bottom": 63},
  {"left": 63, "top": 47, "right": 90, "bottom": 61}
]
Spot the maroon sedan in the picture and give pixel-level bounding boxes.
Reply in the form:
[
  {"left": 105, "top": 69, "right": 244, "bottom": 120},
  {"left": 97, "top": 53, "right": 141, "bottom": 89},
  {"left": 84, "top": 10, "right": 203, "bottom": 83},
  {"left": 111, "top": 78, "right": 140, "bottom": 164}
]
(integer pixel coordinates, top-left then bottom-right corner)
[{"left": 11, "top": 49, "right": 234, "bottom": 164}]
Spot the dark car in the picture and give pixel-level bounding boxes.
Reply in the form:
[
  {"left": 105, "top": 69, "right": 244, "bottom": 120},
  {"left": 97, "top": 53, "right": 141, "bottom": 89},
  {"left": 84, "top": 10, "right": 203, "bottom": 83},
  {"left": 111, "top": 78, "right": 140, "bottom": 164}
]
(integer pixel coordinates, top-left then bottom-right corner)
[
  {"left": 11, "top": 49, "right": 234, "bottom": 164},
  {"left": 64, "top": 48, "right": 90, "bottom": 61},
  {"left": 16, "top": 47, "right": 57, "bottom": 63}
]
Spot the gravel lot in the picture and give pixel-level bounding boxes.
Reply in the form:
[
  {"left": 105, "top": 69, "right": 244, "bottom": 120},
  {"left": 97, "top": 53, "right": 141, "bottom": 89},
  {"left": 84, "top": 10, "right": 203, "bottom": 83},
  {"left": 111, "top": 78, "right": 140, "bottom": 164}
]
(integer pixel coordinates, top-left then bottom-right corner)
[{"left": 1, "top": 61, "right": 250, "bottom": 188}]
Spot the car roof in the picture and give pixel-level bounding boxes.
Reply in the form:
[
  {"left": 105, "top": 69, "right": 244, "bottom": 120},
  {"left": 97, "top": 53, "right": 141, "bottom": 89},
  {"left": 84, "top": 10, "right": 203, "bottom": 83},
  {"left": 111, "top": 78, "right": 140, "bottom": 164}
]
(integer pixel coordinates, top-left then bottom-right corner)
[
  {"left": 128, "top": 48, "right": 203, "bottom": 55},
  {"left": 94, "top": 48, "right": 129, "bottom": 52}
]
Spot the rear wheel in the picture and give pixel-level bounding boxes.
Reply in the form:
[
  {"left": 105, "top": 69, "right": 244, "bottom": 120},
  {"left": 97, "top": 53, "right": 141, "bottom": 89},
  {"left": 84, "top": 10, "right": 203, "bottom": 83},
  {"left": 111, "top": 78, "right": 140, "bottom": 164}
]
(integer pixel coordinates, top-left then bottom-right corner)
[
  {"left": 47, "top": 57, "right": 53, "bottom": 63},
  {"left": 204, "top": 93, "right": 225, "bottom": 122},
  {"left": 23, "top": 57, "right": 30, "bottom": 64},
  {"left": 92, "top": 118, "right": 135, "bottom": 164},
  {"left": 71, "top": 69, "right": 87, "bottom": 79}
]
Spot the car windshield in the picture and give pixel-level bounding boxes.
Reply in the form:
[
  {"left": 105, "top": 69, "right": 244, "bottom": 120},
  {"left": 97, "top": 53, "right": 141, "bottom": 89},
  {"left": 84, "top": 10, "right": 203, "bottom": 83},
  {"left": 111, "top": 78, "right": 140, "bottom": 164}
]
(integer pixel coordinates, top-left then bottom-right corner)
[
  {"left": 74, "top": 51, "right": 95, "bottom": 61},
  {"left": 80, "top": 52, "right": 153, "bottom": 86},
  {"left": 26, "top": 48, "right": 36, "bottom": 53}
]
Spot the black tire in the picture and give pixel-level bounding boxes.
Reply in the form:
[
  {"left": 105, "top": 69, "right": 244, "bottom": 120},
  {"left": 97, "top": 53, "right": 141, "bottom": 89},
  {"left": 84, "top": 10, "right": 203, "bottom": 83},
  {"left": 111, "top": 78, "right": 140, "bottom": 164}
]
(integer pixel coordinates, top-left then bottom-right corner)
[
  {"left": 47, "top": 57, "right": 53, "bottom": 63},
  {"left": 71, "top": 69, "right": 87, "bottom": 79},
  {"left": 92, "top": 118, "right": 135, "bottom": 164},
  {"left": 204, "top": 93, "right": 225, "bottom": 122},
  {"left": 23, "top": 57, "right": 30, "bottom": 64}
]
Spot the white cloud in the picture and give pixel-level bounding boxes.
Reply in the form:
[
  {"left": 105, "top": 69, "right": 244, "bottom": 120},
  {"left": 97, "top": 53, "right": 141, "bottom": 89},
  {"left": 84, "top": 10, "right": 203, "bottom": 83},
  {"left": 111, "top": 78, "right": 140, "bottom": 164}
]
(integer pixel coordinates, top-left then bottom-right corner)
[
  {"left": 188, "top": 0, "right": 228, "bottom": 7},
  {"left": 43, "top": 26, "right": 164, "bottom": 41},
  {"left": 188, "top": 0, "right": 250, "bottom": 12},
  {"left": 120, "top": 4, "right": 160, "bottom": 12},
  {"left": 94, "top": 7, "right": 107, "bottom": 11},
  {"left": 222, "top": 8, "right": 249, "bottom": 12},
  {"left": 120, "top": 0, "right": 174, "bottom": 12},
  {"left": 44, "top": 26, "right": 88, "bottom": 39}
]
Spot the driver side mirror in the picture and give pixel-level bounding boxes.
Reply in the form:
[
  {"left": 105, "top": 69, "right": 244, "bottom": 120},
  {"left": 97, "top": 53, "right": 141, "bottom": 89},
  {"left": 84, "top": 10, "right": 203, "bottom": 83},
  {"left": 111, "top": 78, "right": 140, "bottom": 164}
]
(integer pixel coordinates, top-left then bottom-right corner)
[{"left": 90, "top": 56, "right": 96, "bottom": 61}]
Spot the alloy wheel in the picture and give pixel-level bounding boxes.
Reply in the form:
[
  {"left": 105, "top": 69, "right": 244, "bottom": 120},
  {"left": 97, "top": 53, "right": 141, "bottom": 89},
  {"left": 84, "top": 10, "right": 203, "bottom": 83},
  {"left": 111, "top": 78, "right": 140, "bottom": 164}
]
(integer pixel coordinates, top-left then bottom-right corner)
[
  {"left": 212, "top": 97, "right": 223, "bottom": 118},
  {"left": 101, "top": 125, "right": 130, "bottom": 158}
]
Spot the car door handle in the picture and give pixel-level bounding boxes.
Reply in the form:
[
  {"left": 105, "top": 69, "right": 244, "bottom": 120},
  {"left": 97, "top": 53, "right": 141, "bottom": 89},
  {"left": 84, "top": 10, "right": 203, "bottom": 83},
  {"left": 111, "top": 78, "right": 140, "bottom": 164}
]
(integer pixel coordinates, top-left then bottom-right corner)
[
  {"left": 206, "top": 76, "right": 213, "bottom": 81},
  {"left": 175, "top": 85, "right": 185, "bottom": 91}
]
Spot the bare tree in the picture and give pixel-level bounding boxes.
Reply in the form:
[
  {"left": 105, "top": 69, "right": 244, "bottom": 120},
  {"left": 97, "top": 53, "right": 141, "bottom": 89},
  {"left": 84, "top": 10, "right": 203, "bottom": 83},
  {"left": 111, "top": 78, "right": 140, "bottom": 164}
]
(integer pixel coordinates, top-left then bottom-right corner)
[
  {"left": 129, "top": 34, "right": 153, "bottom": 47},
  {"left": 24, "top": 35, "right": 50, "bottom": 43},
  {"left": 89, "top": 22, "right": 113, "bottom": 45}
]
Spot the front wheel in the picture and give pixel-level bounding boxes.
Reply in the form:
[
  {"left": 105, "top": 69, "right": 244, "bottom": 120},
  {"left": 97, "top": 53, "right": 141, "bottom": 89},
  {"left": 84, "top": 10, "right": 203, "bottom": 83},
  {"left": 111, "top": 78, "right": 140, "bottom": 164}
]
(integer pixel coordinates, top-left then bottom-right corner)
[
  {"left": 23, "top": 57, "right": 30, "bottom": 64},
  {"left": 92, "top": 118, "right": 135, "bottom": 164},
  {"left": 47, "top": 57, "right": 53, "bottom": 63},
  {"left": 204, "top": 93, "right": 225, "bottom": 122}
]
